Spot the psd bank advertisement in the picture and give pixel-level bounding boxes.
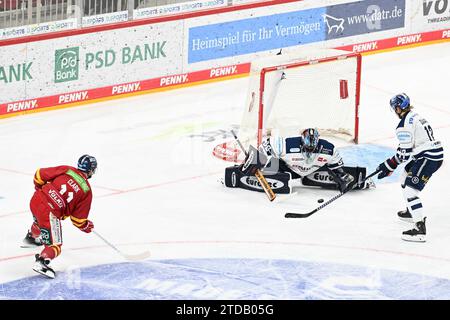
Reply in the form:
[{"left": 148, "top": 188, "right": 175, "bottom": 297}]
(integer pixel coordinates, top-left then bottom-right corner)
[{"left": 188, "top": 0, "right": 405, "bottom": 63}]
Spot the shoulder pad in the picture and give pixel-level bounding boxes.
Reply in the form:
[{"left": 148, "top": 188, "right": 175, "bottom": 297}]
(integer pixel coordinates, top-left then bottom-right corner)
[
  {"left": 317, "top": 139, "right": 334, "bottom": 156},
  {"left": 285, "top": 137, "right": 302, "bottom": 154}
]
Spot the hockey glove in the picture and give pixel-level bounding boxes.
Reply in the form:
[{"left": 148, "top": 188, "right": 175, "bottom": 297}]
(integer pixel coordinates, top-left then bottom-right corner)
[
  {"left": 377, "top": 158, "right": 398, "bottom": 179},
  {"left": 79, "top": 220, "right": 94, "bottom": 233},
  {"left": 241, "top": 145, "right": 267, "bottom": 175},
  {"left": 331, "top": 168, "right": 355, "bottom": 193}
]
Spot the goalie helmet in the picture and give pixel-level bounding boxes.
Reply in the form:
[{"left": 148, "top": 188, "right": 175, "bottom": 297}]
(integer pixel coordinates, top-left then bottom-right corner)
[
  {"left": 77, "top": 154, "right": 97, "bottom": 179},
  {"left": 390, "top": 93, "right": 410, "bottom": 111},
  {"left": 301, "top": 128, "right": 319, "bottom": 158}
]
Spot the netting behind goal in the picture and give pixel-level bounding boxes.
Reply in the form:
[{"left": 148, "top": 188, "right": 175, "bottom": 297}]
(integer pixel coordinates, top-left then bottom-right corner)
[{"left": 239, "top": 49, "right": 361, "bottom": 149}]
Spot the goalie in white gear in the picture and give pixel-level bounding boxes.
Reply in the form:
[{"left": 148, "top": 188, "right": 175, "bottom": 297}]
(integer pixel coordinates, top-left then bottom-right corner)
[
  {"left": 260, "top": 128, "right": 369, "bottom": 192},
  {"left": 376, "top": 93, "right": 443, "bottom": 242},
  {"left": 224, "top": 128, "right": 374, "bottom": 194}
]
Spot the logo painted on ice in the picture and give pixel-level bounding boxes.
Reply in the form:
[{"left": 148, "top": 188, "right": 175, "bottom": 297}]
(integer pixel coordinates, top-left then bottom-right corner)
[
  {"left": 55, "top": 47, "right": 79, "bottom": 83},
  {"left": 212, "top": 143, "right": 241, "bottom": 162},
  {"left": 3, "top": 258, "right": 450, "bottom": 299}
]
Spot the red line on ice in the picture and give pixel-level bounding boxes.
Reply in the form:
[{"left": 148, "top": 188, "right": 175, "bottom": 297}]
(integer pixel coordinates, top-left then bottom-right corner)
[{"left": 2, "top": 240, "right": 450, "bottom": 264}]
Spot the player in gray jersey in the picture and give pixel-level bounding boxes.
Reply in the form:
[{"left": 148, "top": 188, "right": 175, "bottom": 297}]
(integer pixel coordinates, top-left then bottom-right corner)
[{"left": 376, "top": 93, "right": 444, "bottom": 242}]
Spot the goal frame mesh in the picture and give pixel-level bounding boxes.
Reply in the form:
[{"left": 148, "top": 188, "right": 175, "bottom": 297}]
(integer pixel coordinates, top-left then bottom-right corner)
[{"left": 254, "top": 52, "right": 362, "bottom": 146}]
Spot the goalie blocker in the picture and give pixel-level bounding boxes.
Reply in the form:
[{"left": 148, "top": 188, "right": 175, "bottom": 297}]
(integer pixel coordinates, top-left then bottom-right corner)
[{"left": 224, "top": 165, "right": 371, "bottom": 194}]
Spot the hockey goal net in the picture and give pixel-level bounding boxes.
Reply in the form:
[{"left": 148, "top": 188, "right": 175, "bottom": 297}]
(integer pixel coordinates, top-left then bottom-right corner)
[{"left": 239, "top": 49, "right": 361, "bottom": 149}]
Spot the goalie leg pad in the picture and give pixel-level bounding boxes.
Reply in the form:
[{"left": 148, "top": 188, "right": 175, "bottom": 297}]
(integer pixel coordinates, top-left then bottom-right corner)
[
  {"left": 302, "top": 166, "right": 369, "bottom": 190},
  {"left": 224, "top": 166, "right": 292, "bottom": 194}
]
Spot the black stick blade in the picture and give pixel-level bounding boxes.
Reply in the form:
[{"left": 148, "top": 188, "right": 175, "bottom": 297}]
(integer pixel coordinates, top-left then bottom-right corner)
[{"left": 285, "top": 212, "right": 312, "bottom": 218}]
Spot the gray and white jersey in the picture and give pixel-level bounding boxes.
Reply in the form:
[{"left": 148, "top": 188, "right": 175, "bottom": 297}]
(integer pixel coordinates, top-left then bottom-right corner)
[
  {"left": 395, "top": 111, "right": 443, "bottom": 163},
  {"left": 259, "top": 135, "right": 343, "bottom": 177}
]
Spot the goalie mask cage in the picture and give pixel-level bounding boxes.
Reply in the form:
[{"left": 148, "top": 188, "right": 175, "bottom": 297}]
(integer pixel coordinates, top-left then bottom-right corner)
[{"left": 239, "top": 49, "right": 361, "bottom": 149}]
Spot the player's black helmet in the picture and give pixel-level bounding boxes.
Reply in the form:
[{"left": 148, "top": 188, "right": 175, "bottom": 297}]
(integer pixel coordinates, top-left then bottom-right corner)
[
  {"left": 301, "top": 128, "right": 319, "bottom": 157},
  {"left": 77, "top": 154, "right": 97, "bottom": 179}
]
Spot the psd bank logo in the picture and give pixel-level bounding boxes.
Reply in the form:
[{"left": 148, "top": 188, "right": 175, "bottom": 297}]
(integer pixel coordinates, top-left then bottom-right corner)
[{"left": 55, "top": 47, "right": 79, "bottom": 83}]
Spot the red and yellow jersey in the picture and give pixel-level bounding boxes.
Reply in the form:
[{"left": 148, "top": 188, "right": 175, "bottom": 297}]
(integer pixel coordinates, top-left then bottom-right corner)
[{"left": 34, "top": 166, "right": 93, "bottom": 228}]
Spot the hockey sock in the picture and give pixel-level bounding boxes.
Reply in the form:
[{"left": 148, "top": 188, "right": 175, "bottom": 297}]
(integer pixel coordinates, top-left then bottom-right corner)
[
  {"left": 31, "top": 222, "right": 41, "bottom": 239},
  {"left": 402, "top": 186, "right": 424, "bottom": 223},
  {"left": 40, "top": 245, "right": 61, "bottom": 260}
]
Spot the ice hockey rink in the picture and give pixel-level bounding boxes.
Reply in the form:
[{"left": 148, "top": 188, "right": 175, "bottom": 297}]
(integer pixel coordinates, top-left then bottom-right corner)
[{"left": 0, "top": 42, "right": 449, "bottom": 300}]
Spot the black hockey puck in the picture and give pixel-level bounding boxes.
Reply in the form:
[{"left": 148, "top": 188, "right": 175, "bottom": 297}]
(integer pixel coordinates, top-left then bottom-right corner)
[{"left": 318, "top": 199, "right": 324, "bottom": 203}]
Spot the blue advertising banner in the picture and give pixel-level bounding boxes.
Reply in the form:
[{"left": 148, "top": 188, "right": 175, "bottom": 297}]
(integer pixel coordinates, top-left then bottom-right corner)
[
  {"left": 325, "top": 0, "right": 405, "bottom": 40},
  {"left": 188, "top": 0, "right": 406, "bottom": 63},
  {"left": 188, "top": 7, "right": 327, "bottom": 63}
]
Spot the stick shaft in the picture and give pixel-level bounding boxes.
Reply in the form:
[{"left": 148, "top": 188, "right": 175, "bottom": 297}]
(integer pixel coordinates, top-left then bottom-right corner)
[
  {"left": 93, "top": 230, "right": 151, "bottom": 261},
  {"left": 285, "top": 170, "right": 380, "bottom": 218},
  {"left": 93, "top": 230, "right": 123, "bottom": 255}
]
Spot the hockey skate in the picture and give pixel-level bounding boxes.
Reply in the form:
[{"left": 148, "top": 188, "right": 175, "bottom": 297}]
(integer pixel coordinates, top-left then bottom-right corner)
[
  {"left": 397, "top": 209, "right": 413, "bottom": 223},
  {"left": 32, "top": 254, "right": 55, "bottom": 279},
  {"left": 401, "top": 218, "right": 426, "bottom": 242},
  {"left": 362, "top": 177, "right": 376, "bottom": 189},
  {"left": 21, "top": 231, "right": 43, "bottom": 248},
  {"left": 288, "top": 178, "right": 303, "bottom": 188}
]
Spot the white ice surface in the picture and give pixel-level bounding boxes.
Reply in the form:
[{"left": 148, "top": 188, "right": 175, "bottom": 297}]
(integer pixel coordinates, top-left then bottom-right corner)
[{"left": 0, "top": 43, "right": 449, "bottom": 297}]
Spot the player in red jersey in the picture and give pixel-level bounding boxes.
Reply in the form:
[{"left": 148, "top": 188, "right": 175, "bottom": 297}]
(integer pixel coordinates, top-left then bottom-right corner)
[{"left": 22, "top": 155, "right": 97, "bottom": 279}]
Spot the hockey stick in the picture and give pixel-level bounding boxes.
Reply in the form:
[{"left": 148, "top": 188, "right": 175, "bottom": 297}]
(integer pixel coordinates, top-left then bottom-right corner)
[
  {"left": 93, "top": 230, "right": 151, "bottom": 261},
  {"left": 285, "top": 170, "right": 380, "bottom": 218},
  {"left": 231, "top": 130, "right": 276, "bottom": 202}
]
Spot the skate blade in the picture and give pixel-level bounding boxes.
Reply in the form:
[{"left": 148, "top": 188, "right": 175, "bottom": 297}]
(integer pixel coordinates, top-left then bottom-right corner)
[
  {"left": 401, "top": 234, "right": 426, "bottom": 242},
  {"left": 21, "top": 244, "right": 38, "bottom": 248},
  {"left": 32, "top": 266, "right": 55, "bottom": 279},
  {"left": 21, "top": 242, "right": 43, "bottom": 248}
]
